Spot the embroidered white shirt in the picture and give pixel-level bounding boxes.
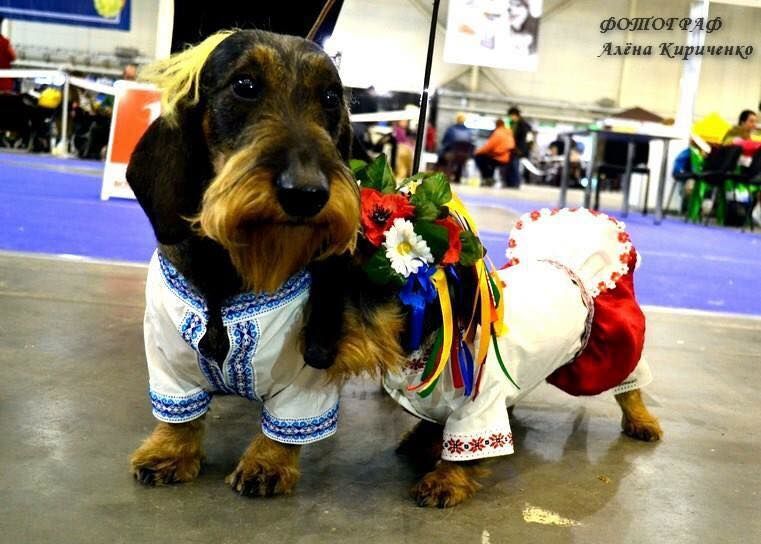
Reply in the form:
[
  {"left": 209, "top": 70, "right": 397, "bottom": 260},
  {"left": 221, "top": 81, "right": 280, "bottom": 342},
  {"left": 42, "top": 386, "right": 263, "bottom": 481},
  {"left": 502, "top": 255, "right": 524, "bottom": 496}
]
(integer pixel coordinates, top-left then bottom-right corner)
[
  {"left": 142, "top": 251, "right": 339, "bottom": 445},
  {"left": 384, "top": 209, "right": 653, "bottom": 462}
]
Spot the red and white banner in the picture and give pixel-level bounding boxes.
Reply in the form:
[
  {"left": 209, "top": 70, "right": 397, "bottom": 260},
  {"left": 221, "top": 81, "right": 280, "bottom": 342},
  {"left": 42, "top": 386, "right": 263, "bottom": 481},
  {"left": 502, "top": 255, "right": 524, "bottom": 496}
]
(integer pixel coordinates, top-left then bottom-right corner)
[{"left": 100, "top": 81, "right": 161, "bottom": 200}]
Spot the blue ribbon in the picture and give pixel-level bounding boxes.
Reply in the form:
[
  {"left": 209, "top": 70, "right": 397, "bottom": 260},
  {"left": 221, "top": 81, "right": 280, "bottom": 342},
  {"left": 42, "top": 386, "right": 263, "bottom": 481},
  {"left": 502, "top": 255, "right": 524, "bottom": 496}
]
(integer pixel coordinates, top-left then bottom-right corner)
[
  {"left": 399, "top": 264, "right": 438, "bottom": 351},
  {"left": 458, "top": 339, "right": 475, "bottom": 396}
]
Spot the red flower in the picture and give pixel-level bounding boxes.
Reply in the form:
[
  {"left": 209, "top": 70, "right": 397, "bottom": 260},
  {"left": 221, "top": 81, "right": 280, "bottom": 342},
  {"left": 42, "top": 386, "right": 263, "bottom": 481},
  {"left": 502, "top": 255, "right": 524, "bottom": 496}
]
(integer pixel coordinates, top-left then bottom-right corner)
[
  {"left": 530, "top": 210, "right": 541, "bottom": 221},
  {"left": 550, "top": 208, "right": 559, "bottom": 215},
  {"left": 360, "top": 188, "right": 415, "bottom": 246},
  {"left": 435, "top": 217, "right": 462, "bottom": 265},
  {"left": 515, "top": 220, "right": 524, "bottom": 230},
  {"left": 618, "top": 232, "right": 630, "bottom": 243},
  {"left": 508, "top": 238, "right": 516, "bottom": 248}
]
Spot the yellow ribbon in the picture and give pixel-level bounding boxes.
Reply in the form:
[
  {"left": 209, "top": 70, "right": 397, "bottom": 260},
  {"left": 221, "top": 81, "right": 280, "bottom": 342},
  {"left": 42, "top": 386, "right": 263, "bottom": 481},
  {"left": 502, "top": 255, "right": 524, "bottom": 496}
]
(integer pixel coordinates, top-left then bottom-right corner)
[
  {"left": 407, "top": 268, "right": 453, "bottom": 392},
  {"left": 447, "top": 193, "right": 480, "bottom": 236}
]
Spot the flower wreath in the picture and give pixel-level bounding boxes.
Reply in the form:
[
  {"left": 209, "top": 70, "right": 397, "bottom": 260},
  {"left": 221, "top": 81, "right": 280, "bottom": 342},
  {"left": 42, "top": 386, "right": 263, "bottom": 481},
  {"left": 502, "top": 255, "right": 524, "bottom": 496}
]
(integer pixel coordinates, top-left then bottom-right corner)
[{"left": 351, "top": 156, "right": 517, "bottom": 398}]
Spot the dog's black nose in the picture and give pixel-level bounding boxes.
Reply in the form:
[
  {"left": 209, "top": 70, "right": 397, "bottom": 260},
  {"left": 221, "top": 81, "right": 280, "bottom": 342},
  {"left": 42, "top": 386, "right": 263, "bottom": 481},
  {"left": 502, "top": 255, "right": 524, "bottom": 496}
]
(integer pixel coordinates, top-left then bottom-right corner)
[{"left": 276, "top": 170, "right": 330, "bottom": 218}]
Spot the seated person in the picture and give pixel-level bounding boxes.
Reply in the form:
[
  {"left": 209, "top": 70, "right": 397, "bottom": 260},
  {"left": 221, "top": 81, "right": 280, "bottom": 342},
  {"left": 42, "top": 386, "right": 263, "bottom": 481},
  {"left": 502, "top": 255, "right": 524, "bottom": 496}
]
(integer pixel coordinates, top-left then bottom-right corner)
[
  {"left": 474, "top": 119, "right": 515, "bottom": 187},
  {"left": 437, "top": 113, "right": 473, "bottom": 183}
]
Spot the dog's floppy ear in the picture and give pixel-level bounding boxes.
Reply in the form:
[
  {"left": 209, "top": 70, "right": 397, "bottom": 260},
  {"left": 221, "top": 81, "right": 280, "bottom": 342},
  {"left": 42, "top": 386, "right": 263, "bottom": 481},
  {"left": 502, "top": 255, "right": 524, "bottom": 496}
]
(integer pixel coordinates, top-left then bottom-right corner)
[
  {"left": 126, "top": 31, "right": 234, "bottom": 244},
  {"left": 336, "top": 114, "right": 353, "bottom": 163},
  {"left": 126, "top": 110, "right": 213, "bottom": 244}
]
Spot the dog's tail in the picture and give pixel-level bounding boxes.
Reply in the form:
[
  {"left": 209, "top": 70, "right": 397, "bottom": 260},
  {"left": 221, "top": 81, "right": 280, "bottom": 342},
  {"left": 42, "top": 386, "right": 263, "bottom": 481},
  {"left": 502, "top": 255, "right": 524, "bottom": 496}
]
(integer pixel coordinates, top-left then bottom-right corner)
[{"left": 139, "top": 30, "right": 235, "bottom": 126}]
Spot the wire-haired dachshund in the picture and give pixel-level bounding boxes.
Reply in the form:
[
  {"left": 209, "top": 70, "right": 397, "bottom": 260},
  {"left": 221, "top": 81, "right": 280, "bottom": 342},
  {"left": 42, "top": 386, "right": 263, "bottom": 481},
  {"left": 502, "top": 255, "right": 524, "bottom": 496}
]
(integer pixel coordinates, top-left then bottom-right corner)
[{"left": 127, "top": 29, "right": 371, "bottom": 497}]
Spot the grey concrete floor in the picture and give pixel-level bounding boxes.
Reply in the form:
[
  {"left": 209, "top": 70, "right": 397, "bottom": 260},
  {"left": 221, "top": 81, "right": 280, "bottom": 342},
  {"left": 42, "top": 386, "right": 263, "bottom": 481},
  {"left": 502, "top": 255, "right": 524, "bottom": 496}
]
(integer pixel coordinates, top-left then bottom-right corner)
[{"left": 1, "top": 251, "right": 760, "bottom": 544}]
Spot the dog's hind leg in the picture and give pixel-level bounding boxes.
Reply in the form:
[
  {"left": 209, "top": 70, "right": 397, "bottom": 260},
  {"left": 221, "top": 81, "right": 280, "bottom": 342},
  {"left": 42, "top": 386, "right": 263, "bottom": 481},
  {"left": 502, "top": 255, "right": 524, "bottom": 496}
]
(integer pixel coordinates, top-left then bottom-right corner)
[
  {"left": 615, "top": 388, "right": 663, "bottom": 442},
  {"left": 130, "top": 417, "right": 205, "bottom": 485},
  {"left": 226, "top": 434, "right": 301, "bottom": 497}
]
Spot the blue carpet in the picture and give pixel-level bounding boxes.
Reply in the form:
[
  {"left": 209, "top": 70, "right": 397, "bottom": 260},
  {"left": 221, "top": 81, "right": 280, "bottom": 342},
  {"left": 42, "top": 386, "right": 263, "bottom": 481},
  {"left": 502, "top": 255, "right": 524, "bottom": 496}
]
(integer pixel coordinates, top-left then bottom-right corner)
[
  {"left": 460, "top": 193, "right": 761, "bottom": 316},
  {"left": 2, "top": 151, "right": 760, "bottom": 316},
  {"left": 0, "top": 153, "right": 155, "bottom": 262}
]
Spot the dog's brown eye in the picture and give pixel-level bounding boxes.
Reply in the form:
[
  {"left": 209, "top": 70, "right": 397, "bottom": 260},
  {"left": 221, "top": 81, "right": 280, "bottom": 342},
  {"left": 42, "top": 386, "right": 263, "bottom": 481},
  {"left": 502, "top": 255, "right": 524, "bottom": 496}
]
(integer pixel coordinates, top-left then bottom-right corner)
[
  {"left": 322, "top": 88, "right": 342, "bottom": 109},
  {"left": 232, "top": 77, "right": 260, "bottom": 100}
]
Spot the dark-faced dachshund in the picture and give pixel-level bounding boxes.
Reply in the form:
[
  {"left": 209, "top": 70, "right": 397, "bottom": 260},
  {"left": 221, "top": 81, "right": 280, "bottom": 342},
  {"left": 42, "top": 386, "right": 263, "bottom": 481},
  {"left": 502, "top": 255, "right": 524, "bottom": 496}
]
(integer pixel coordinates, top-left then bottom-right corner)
[{"left": 127, "top": 29, "right": 370, "bottom": 496}]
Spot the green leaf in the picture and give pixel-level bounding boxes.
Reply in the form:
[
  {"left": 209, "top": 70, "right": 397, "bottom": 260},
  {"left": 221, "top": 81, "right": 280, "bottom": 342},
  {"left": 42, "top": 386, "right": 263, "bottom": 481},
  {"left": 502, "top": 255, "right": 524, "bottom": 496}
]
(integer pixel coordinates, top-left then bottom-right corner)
[
  {"left": 411, "top": 199, "right": 439, "bottom": 222},
  {"left": 416, "top": 173, "right": 452, "bottom": 206},
  {"left": 459, "top": 231, "right": 483, "bottom": 266},
  {"left": 410, "top": 173, "right": 452, "bottom": 221},
  {"left": 362, "top": 248, "right": 405, "bottom": 287},
  {"left": 349, "top": 159, "right": 367, "bottom": 174},
  {"left": 357, "top": 155, "right": 396, "bottom": 193},
  {"left": 414, "top": 221, "right": 449, "bottom": 262}
]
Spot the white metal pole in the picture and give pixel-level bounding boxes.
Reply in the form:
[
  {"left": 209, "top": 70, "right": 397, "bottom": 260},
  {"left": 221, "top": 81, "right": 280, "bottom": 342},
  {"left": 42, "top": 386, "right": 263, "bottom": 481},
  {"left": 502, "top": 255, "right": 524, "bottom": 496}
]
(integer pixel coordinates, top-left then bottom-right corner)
[{"left": 60, "top": 73, "right": 70, "bottom": 157}]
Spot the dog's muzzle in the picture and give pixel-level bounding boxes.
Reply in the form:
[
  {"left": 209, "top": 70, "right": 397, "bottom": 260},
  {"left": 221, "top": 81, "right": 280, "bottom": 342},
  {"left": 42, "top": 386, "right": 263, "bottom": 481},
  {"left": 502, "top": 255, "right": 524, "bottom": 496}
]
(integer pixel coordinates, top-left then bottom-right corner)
[{"left": 276, "top": 166, "right": 330, "bottom": 219}]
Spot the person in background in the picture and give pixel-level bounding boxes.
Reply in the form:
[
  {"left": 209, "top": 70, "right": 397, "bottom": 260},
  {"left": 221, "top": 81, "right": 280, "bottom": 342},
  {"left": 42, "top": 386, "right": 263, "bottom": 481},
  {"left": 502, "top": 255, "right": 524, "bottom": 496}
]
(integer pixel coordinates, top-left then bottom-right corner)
[
  {"left": 0, "top": 17, "right": 17, "bottom": 93},
  {"left": 440, "top": 112, "right": 472, "bottom": 151},
  {"left": 424, "top": 121, "right": 437, "bottom": 153},
  {"left": 438, "top": 113, "right": 473, "bottom": 183},
  {"left": 474, "top": 118, "right": 515, "bottom": 187},
  {"left": 723, "top": 110, "right": 757, "bottom": 143},
  {"left": 122, "top": 63, "right": 138, "bottom": 81},
  {"left": 505, "top": 106, "right": 532, "bottom": 187}
]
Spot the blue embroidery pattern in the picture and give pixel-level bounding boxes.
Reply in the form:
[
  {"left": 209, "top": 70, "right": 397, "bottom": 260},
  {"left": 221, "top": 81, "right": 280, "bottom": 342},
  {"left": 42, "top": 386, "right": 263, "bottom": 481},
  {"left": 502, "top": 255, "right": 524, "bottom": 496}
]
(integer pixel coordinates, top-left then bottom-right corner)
[
  {"left": 222, "top": 270, "right": 311, "bottom": 324},
  {"left": 179, "top": 311, "right": 205, "bottom": 346},
  {"left": 261, "top": 403, "right": 339, "bottom": 444},
  {"left": 226, "top": 320, "right": 259, "bottom": 400},
  {"left": 149, "top": 389, "right": 210, "bottom": 422},
  {"left": 178, "top": 310, "right": 230, "bottom": 394},
  {"left": 157, "top": 253, "right": 208, "bottom": 316},
  {"left": 199, "top": 354, "right": 230, "bottom": 393}
]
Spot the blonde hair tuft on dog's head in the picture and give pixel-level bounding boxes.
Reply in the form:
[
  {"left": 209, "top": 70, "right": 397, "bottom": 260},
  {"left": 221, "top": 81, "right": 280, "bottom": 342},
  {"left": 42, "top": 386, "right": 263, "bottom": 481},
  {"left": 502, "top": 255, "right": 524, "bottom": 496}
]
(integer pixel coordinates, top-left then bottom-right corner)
[{"left": 139, "top": 30, "right": 235, "bottom": 125}]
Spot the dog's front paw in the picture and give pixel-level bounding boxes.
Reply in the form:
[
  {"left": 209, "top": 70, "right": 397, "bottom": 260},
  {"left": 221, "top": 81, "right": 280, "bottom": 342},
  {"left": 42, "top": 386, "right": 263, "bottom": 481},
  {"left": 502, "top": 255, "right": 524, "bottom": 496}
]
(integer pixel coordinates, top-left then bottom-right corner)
[
  {"left": 412, "top": 461, "right": 481, "bottom": 508},
  {"left": 130, "top": 420, "right": 205, "bottom": 486},
  {"left": 130, "top": 449, "right": 202, "bottom": 486},
  {"left": 226, "top": 459, "right": 300, "bottom": 497},
  {"left": 622, "top": 415, "right": 663, "bottom": 442}
]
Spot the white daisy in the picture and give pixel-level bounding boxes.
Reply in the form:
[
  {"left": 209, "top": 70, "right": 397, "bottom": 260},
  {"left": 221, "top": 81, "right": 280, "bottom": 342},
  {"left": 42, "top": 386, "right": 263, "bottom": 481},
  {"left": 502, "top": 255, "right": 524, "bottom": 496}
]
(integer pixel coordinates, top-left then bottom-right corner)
[{"left": 383, "top": 218, "right": 433, "bottom": 277}]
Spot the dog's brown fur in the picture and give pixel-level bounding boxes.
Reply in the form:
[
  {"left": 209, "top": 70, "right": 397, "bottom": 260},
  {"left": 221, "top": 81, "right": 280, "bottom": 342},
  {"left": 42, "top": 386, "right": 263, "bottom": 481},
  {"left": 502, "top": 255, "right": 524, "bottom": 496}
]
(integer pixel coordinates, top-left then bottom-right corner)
[
  {"left": 326, "top": 301, "right": 407, "bottom": 383},
  {"left": 615, "top": 388, "right": 663, "bottom": 442},
  {"left": 413, "top": 460, "right": 488, "bottom": 508},
  {"left": 226, "top": 435, "right": 301, "bottom": 496},
  {"left": 195, "top": 124, "right": 359, "bottom": 293},
  {"left": 130, "top": 417, "right": 205, "bottom": 485}
]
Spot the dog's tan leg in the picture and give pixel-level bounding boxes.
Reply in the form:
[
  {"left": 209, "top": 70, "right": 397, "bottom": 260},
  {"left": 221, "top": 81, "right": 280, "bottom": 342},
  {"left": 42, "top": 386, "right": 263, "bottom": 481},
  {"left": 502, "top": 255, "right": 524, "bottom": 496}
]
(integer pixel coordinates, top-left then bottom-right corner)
[
  {"left": 396, "top": 420, "right": 444, "bottom": 469},
  {"left": 130, "top": 417, "right": 205, "bottom": 485},
  {"left": 615, "top": 388, "right": 663, "bottom": 442},
  {"left": 398, "top": 420, "right": 485, "bottom": 508},
  {"left": 226, "top": 434, "right": 301, "bottom": 497},
  {"left": 412, "top": 460, "right": 487, "bottom": 508}
]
